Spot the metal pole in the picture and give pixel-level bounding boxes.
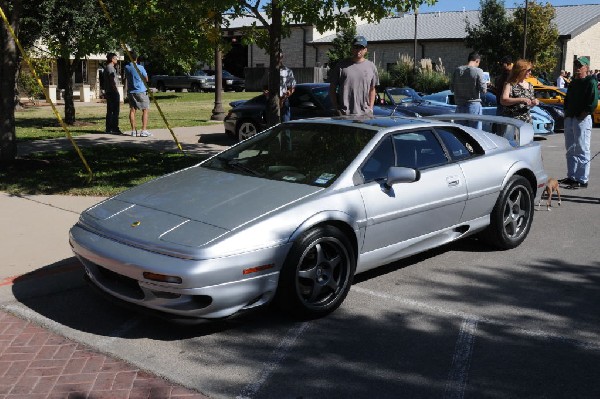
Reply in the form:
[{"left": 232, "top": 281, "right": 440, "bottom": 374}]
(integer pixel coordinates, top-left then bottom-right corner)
[
  {"left": 211, "top": 17, "right": 225, "bottom": 121},
  {"left": 413, "top": 7, "right": 418, "bottom": 72},
  {"left": 523, "top": 0, "right": 528, "bottom": 59}
]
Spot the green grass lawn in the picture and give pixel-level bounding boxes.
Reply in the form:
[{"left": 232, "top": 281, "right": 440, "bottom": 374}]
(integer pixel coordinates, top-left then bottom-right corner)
[
  {"left": 15, "top": 91, "right": 258, "bottom": 140},
  {"left": 5, "top": 91, "right": 257, "bottom": 196}
]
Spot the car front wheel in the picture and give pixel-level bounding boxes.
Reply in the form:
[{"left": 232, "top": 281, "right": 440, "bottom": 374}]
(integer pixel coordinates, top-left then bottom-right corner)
[
  {"left": 482, "top": 175, "right": 534, "bottom": 250},
  {"left": 237, "top": 120, "right": 258, "bottom": 141},
  {"left": 276, "top": 225, "right": 356, "bottom": 319}
]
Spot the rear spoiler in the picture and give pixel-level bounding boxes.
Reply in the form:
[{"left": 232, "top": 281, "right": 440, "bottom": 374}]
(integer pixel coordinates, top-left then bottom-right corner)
[{"left": 427, "top": 114, "right": 535, "bottom": 147}]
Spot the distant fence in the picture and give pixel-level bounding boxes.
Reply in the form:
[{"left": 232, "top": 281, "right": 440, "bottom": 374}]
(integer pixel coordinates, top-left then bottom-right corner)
[{"left": 244, "top": 67, "right": 329, "bottom": 91}]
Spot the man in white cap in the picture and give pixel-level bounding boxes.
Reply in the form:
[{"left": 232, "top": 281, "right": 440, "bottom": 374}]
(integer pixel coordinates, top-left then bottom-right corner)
[
  {"left": 329, "top": 35, "right": 379, "bottom": 116},
  {"left": 560, "top": 56, "right": 598, "bottom": 189}
]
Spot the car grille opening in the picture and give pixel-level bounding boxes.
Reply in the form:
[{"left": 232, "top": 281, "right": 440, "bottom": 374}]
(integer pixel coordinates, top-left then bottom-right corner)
[
  {"left": 192, "top": 295, "right": 213, "bottom": 308},
  {"left": 95, "top": 265, "right": 144, "bottom": 300}
]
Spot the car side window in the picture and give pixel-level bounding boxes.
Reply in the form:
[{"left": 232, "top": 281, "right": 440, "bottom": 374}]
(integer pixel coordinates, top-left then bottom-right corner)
[
  {"left": 435, "top": 127, "right": 484, "bottom": 161},
  {"left": 392, "top": 130, "right": 448, "bottom": 169},
  {"left": 361, "top": 136, "right": 395, "bottom": 182}
]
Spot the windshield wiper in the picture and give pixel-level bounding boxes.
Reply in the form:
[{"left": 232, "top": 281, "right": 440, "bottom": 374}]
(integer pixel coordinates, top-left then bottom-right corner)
[{"left": 226, "top": 159, "right": 263, "bottom": 177}]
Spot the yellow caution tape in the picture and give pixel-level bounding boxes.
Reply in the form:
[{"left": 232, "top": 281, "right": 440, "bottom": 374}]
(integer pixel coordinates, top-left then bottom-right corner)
[{"left": 0, "top": 5, "right": 94, "bottom": 182}]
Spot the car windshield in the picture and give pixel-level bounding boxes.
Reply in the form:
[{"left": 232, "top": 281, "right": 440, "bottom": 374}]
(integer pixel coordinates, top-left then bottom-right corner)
[
  {"left": 310, "top": 86, "right": 333, "bottom": 109},
  {"left": 192, "top": 70, "right": 208, "bottom": 76},
  {"left": 203, "top": 123, "right": 375, "bottom": 187},
  {"left": 386, "top": 88, "right": 422, "bottom": 105},
  {"left": 222, "top": 71, "right": 234, "bottom": 77}
]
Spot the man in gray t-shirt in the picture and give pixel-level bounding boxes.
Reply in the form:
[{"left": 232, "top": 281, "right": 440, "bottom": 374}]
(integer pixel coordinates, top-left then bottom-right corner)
[
  {"left": 329, "top": 35, "right": 379, "bottom": 116},
  {"left": 450, "top": 51, "right": 486, "bottom": 129}
]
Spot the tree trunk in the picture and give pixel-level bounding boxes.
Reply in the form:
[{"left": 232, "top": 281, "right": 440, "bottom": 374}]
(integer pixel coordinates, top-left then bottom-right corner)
[
  {"left": 266, "top": 0, "right": 282, "bottom": 128},
  {"left": 57, "top": 56, "right": 76, "bottom": 124},
  {"left": 0, "top": 0, "right": 21, "bottom": 164}
]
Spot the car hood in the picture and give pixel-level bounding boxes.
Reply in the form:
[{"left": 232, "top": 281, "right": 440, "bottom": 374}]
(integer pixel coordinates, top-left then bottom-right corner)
[{"left": 80, "top": 166, "right": 321, "bottom": 249}]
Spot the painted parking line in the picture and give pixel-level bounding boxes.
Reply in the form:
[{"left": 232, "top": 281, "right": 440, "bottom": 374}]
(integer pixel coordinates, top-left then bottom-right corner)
[
  {"left": 0, "top": 261, "right": 81, "bottom": 287},
  {"left": 352, "top": 286, "right": 600, "bottom": 352},
  {"left": 236, "top": 321, "right": 310, "bottom": 399},
  {"left": 443, "top": 317, "right": 479, "bottom": 399}
]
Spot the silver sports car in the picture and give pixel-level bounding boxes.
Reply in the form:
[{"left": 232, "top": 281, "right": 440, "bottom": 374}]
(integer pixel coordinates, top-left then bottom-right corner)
[{"left": 69, "top": 115, "right": 547, "bottom": 321}]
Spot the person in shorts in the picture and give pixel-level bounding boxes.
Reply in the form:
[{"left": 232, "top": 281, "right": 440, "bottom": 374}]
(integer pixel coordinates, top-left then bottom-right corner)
[{"left": 124, "top": 51, "right": 151, "bottom": 137}]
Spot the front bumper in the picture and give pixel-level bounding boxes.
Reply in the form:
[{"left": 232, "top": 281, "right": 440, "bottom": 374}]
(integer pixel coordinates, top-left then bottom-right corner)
[{"left": 70, "top": 225, "right": 289, "bottom": 319}]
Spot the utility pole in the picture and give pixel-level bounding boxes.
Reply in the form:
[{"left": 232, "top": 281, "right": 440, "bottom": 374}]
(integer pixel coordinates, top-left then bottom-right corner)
[
  {"left": 413, "top": 6, "right": 419, "bottom": 72},
  {"left": 522, "top": 0, "right": 528, "bottom": 59}
]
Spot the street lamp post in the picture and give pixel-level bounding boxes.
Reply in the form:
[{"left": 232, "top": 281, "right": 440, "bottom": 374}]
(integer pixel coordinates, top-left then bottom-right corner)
[{"left": 211, "top": 18, "right": 225, "bottom": 121}]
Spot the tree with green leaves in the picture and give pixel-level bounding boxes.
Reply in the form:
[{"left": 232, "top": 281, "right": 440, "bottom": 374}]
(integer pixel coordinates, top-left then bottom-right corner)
[
  {"left": 465, "top": 0, "right": 514, "bottom": 76},
  {"left": 0, "top": 0, "right": 44, "bottom": 163},
  {"left": 103, "top": 0, "right": 224, "bottom": 75},
  {"left": 510, "top": 1, "right": 558, "bottom": 74},
  {"left": 465, "top": 0, "right": 558, "bottom": 77},
  {"left": 37, "top": 0, "right": 118, "bottom": 125},
  {"left": 327, "top": 21, "right": 358, "bottom": 71}
]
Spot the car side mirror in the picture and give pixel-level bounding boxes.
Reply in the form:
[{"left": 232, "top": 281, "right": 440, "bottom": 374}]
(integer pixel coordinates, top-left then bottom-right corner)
[{"left": 383, "top": 166, "right": 420, "bottom": 190}]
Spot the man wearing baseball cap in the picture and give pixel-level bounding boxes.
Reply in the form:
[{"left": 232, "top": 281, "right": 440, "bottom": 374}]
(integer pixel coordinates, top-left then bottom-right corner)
[
  {"left": 329, "top": 35, "right": 379, "bottom": 116},
  {"left": 559, "top": 56, "right": 598, "bottom": 189}
]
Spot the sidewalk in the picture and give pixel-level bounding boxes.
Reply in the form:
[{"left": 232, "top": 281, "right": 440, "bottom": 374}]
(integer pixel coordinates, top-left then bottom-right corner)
[{"left": 1, "top": 125, "right": 231, "bottom": 398}]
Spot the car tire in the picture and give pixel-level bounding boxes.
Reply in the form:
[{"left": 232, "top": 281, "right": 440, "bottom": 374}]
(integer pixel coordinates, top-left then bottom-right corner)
[
  {"left": 237, "top": 120, "right": 258, "bottom": 142},
  {"left": 190, "top": 83, "right": 201, "bottom": 92},
  {"left": 481, "top": 175, "right": 534, "bottom": 250},
  {"left": 275, "top": 225, "right": 356, "bottom": 319},
  {"left": 157, "top": 82, "right": 166, "bottom": 92}
]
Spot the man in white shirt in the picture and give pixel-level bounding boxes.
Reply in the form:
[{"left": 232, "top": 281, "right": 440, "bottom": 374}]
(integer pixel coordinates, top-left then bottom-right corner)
[{"left": 556, "top": 70, "right": 566, "bottom": 88}]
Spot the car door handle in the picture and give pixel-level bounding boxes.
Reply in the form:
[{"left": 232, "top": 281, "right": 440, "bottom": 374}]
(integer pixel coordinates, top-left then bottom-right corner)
[{"left": 446, "top": 176, "right": 460, "bottom": 187}]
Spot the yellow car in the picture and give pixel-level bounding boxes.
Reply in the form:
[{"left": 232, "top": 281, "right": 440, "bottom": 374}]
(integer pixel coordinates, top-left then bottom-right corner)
[
  {"left": 533, "top": 84, "right": 600, "bottom": 124},
  {"left": 533, "top": 85, "right": 567, "bottom": 106}
]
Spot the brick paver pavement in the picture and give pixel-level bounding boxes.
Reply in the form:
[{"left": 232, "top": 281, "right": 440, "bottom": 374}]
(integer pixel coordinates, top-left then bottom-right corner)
[{"left": 0, "top": 310, "right": 209, "bottom": 399}]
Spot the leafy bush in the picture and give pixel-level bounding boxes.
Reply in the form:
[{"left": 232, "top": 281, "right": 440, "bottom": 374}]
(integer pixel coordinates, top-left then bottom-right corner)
[
  {"left": 17, "top": 56, "right": 53, "bottom": 104},
  {"left": 379, "top": 55, "right": 449, "bottom": 94}
]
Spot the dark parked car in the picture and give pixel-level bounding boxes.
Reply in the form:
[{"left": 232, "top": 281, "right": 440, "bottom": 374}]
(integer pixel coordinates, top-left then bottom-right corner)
[
  {"left": 377, "top": 87, "right": 457, "bottom": 117},
  {"left": 204, "top": 70, "right": 245, "bottom": 92},
  {"left": 224, "top": 83, "right": 415, "bottom": 141}
]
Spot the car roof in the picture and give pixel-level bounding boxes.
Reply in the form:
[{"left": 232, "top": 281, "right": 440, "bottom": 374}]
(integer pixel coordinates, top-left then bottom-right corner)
[{"left": 286, "top": 115, "right": 432, "bottom": 130}]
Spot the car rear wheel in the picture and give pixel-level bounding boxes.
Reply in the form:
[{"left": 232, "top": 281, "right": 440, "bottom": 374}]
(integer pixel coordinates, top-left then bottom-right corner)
[
  {"left": 276, "top": 225, "right": 356, "bottom": 319},
  {"left": 482, "top": 175, "right": 534, "bottom": 250},
  {"left": 157, "top": 82, "right": 166, "bottom": 92},
  {"left": 237, "top": 120, "right": 258, "bottom": 141}
]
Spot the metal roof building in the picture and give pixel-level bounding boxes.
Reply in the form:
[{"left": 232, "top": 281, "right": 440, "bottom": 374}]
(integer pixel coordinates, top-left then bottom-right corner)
[{"left": 242, "top": 4, "right": 600, "bottom": 77}]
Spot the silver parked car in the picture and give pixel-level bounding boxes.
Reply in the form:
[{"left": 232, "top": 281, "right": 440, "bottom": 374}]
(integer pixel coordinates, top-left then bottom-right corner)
[{"left": 69, "top": 115, "right": 547, "bottom": 321}]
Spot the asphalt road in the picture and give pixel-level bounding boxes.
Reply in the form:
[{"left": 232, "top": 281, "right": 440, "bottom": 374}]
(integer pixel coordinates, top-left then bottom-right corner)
[{"left": 4, "top": 129, "right": 600, "bottom": 399}]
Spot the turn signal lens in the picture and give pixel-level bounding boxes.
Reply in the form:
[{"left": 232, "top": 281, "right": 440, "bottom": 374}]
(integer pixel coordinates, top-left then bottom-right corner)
[
  {"left": 243, "top": 264, "right": 275, "bottom": 275},
  {"left": 143, "top": 272, "right": 182, "bottom": 284}
]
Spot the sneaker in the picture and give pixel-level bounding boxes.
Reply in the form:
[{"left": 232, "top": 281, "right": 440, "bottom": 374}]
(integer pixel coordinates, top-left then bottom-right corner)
[
  {"left": 130, "top": 131, "right": 138, "bottom": 137},
  {"left": 139, "top": 130, "right": 152, "bottom": 137},
  {"left": 566, "top": 181, "right": 588, "bottom": 189},
  {"left": 558, "top": 177, "right": 576, "bottom": 186}
]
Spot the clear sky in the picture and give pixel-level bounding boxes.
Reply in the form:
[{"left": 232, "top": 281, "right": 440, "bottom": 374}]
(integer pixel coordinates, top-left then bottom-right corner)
[{"left": 418, "top": 0, "right": 598, "bottom": 13}]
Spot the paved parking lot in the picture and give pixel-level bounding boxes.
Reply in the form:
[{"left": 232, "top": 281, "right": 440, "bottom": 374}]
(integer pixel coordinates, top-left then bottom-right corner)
[{"left": 1, "top": 128, "right": 599, "bottom": 398}]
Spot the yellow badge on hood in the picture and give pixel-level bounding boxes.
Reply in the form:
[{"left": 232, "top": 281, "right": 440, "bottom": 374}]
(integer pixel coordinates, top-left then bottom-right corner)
[{"left": 131, "top": 221, "right": 141, "bottom": 227}]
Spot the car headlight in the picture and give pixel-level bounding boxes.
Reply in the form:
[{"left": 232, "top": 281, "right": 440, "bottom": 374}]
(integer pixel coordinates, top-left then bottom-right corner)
[
  {"left": 555, "top": 108, "right": 564, "bottom": 117},
  {"left": 226, "top": 79, "right": 233, "bottom": 85}
]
